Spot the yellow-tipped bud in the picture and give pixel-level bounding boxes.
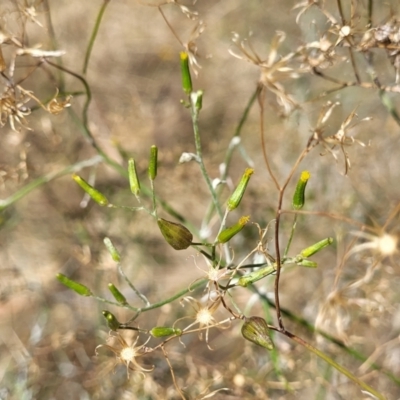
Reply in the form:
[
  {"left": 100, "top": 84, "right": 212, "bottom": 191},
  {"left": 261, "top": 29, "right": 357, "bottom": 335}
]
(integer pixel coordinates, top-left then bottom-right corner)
[
  {"left": 56, "top": 273, "right": 92, "bottom": 296},
  {"left": 103, "top": 237, "right": 121, "bottom": 262},
  {"left": 128, "top": 158, "right": 141, "bottom": 197},
  {"left": 108, "top": 283, "right": 127, "bottom": 305},
  {"left": 300, "top": 237, "right": 333, "bottom": 258},
  {"left": 148, "top": 145, "right": 158, "bottom": 181},
  {"left": 217, "top": 216, "right": 250, "bottom": 243},
  {"left": 237, "top": 265, "right": 275, "bottom": 287},
  {"left": 292, "top": 170, "right": 310, "bottom": 210},
  {"left": 227, "top": 168, "right": 254, "bottom": 211},
  {"left": 180, "top": 51, "right": 193, "bottom": 94},
  {"left": 157, "top": 218, "right": 193, "bottom": 250},
  {"left": 72, "top": 174, "right": 108, "bottom": 206},
  {"left": 241, "top": 316, "right": 274, "bottom": 350},
  {"left": 102, "top": 310, "right": 120, "bottom": 331}
]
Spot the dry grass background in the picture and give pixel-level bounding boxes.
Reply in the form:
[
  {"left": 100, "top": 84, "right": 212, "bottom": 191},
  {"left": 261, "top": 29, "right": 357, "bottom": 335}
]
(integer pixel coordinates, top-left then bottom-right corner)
[{"left": 0, "top": 0, "right": 400, "bottom": 399}]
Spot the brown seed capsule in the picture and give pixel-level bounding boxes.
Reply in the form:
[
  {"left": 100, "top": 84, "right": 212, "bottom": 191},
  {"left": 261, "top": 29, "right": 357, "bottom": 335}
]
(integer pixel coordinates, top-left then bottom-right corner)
[
  {"left": 157, "top": 218, "right": 193, "bottom": 250},
  {"left": 241, "top": 316, "right": 274, "bottom": 350}
]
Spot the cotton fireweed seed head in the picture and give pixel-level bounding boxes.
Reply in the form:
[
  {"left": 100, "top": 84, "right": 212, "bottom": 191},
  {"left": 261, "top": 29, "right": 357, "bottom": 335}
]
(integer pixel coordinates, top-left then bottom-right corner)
[
  {"left": 95, "top": 332, "right": 154, "bottom": 377},
  {"left": 176, "top": 296, "right": 230, "bottom": 349},
  {"left": 349, "top": 231, "right": 399, "bottom": 259}
]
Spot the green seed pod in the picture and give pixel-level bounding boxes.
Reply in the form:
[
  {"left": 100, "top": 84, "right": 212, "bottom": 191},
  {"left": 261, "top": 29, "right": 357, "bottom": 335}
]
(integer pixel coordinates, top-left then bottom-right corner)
[
  {"left": 300, "top": 237, "right": 333, "bottom": 258},
  {"left": 180, "top": 51, "right": 192, "bottom": 94},
  {"left": 237, "top": 265, "right": 275, "bottom": 287},
  {"left": 150, "top": 326, "right": 182, "bottom": 338},
  {"left": 217, "top": 216, "right": 250, "bottom": 244},
  {"left": 56, "top": 273, "right": 92, "bottom": 296},
  {"left": 103, "top": 237, "right": 121, "bottom": 262},
  {"left": 227, "top": 168, "right": 254, "bottom": 211},
  {"left": 108, "top": 283, "right": 127, "bottom": 305},
  {"left": 128, "top": 158, "right": 141, "bottom": 197},
  {"left": 72, "top": 174, "right": 108, "bottom": 206},
  {"left": 292, "top": 170, "right": 310, "bottom": 210},
  {"left": 241, "top": 316, "right": 274, "bottom": 350},
  {"left": 157, "top": 218, "right": 193, "bottom": 250},
  {"left": 148, "top": 145, "right": 158, "bottom": 181},
  {"left": 102, "top": 310, "right": 120, "bottom": 331}
]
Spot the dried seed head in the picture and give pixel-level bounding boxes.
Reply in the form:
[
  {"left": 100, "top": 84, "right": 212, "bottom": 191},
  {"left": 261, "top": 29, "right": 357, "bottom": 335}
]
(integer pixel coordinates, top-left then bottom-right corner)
[
  {"left": 241, "top": 316, "right": 274, "bottom": 350},
  {"left": 157, "top": 218, "right": 193, "bottom": 250}
]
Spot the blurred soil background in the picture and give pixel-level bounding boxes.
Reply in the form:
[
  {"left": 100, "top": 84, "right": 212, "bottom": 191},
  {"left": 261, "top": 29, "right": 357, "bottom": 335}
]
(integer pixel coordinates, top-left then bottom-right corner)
[{"left": 0, "top": 0, "right": 400, "bottom": 399}]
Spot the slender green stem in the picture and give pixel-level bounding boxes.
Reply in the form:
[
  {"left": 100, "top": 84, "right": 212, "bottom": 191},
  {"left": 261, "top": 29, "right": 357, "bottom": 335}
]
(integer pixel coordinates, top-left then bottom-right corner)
[
  {"left": 93, "top": 278, "right": 207, "bottom": 313},
  {"left": 283, "top": 330, "right": 386, "bottom": 400},
  {"left": 118, "top": 264, "right": 150, "bottom": 306},
  {"left": 0, "top": 156, "right": 103, "bottom": 211},
  {"left": 203, "top": 86, "right": 260, "bottom": 226},
  {"left": 252, "top": 287, "right": 400, "bottom": 387},
  {"left": 83, "top": 0, "right": 111, "bottom": 75},
  {"left": 190, "top": 105, "right": 223, "bottom": 220},
  {"left": 283, "top": 214, "right": 297, "bottom": 258}
]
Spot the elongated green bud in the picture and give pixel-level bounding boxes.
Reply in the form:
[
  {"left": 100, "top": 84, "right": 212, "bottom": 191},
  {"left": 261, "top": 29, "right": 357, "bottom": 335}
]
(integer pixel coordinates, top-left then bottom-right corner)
[
  {"left": 300, "top": 237, "right": 333, "bottom": 258},
  {"left": 103, "top": 237, "right": 121, "bottom": 262},
  {"left": 72, "top": 174, "right": 108, "bottom": 206},
  {"left": 150, "top": 326, "right": 182, "bottom": 338},
  {"left": 148, "top": 145, "right": 158, "bottom": 181},
  {"left": 292, "top": 171, "right": 310, "bottom": 210},
  {"left": 227, "top": 168, "right": 254, "bottom": 211},
  {"left": 108, "top": 283, "right": 127, "bottom": 305},
  {"left": 217, "top": 216, "right": 250, "bottom": 243},
  {"left": 157, "top": 218, "right": 193, "bottom": 250},
  {"left": 180, "top": 51, "right": 192, "bottom": 94},
  {"left": 237, "top": 265, "right": 275, "bottom": 287},
  {"left": 241, "top": 316, "right": 274, "bottom": 350},
  {"left": 56, "top": 273, "right": 92, "bottom": 296},
  {"left": 102, "top": 310, "right": 120, "bottom": 331},
  {"left": 128, "top": 158, "right": 140, "bottom": 197}
]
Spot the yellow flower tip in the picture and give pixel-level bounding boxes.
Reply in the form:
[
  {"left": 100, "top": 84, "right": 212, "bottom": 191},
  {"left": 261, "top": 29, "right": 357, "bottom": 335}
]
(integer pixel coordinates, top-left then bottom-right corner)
[
  {"left": 300, "top": 170, "right": 310, "bottom": 182},
  {"left": 245, "top": 168, "right": 254, "bottom": 177},
  {"left": 180, "top": 51, "right": 189, "bottom": 61},
  {"left": 239, "top": 215, "right": 250, "bottom": 226}
]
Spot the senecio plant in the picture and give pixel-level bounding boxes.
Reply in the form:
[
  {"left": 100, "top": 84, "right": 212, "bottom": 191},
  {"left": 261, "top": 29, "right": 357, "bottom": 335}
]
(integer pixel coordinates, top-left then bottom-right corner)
[
  {"left": 57, "top": 45, "right": 387, "bottom": 398},
  {"left": 0, "top": 0, "right": 395, "bottom": 398}
]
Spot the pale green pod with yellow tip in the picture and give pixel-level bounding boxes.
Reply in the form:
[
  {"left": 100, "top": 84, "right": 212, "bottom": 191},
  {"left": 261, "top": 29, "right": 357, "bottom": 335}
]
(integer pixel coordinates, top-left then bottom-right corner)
[
  {"left": 72, "top": 174, "right": 108, "bottom": 206},
  {"left": 300, "top": 237, "right": 333, "bottom": 258},
  {"left": 292, "top": 170, "right": 310, "bottom": 210},
  {"left": 108, "top": 283, "right": 127, "bottom": 305},
  {"left": 227, "top": 168, "right": 254, "bottom": 211},
  {"left": 217, "top": 216, "right": 250, "bottom": 244},
  {"left": 148, "top": 145, "right": 158, "bottom": 181},
  {"left": 103, "top": 237, "right": 121, "bottom": 262},
  {"left": 180, "top": 51, "right": 192, "bottom": 94},
  {"left": 128, "top": 158, "right": 141, "bottom": 197},
  {"left": 56, "top": 273, "right": 92, "bottom": 296},
  {"left": 237, "top": 265, "right": 275, "bottom": 287}
]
